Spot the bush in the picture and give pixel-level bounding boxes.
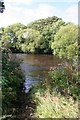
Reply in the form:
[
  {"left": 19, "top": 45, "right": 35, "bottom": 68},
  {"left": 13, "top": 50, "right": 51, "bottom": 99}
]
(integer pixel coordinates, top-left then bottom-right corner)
[
  {"left": 49, "top": 67, "right": 80, "bottom": 100},
  {"left": 2, "top": 52, "right": 25, "bottom": 115}
]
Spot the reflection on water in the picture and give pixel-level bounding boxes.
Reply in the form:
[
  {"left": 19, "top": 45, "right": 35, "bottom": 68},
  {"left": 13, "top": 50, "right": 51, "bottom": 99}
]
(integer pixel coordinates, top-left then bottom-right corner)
[{"left": 16, "top": 54, "right": 62, "bottom": 93}]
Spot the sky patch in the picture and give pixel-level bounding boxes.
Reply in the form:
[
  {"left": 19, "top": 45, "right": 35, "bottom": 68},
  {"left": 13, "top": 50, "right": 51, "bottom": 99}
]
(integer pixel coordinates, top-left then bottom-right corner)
[{"left": 0, "top": 0, "right": 79, "bottom": 27}]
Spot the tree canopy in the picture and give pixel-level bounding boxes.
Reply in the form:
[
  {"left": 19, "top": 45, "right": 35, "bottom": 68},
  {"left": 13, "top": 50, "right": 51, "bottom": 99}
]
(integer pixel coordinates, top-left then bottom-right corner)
[
  {"left": 16, "top": 28, "right": 44, "bottom": 53},
  {"left": 0, "top": 16, "right": 66, "bottom": 54},
  {"left": 51, "top": 23, "right": 78, "bottom": 67},
  {"left": 0, "top": 16, "right": 78, "bottom": 63}
]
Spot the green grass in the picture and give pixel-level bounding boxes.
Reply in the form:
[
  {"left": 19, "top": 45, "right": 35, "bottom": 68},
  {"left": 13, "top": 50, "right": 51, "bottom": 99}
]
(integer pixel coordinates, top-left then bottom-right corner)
[
  {"left": 30, "top": 67, "right": 79, "bottom": 118},
  {"left": 30, "top": 84, "right": 79, "bottom": 118}
]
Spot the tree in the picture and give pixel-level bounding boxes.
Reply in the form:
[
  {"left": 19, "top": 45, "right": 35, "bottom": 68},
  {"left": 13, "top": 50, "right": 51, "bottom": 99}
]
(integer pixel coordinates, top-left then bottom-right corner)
[
  {"left": 16, "top": 28, "right": 44, "bottom": 53},
  {"left": 41, "top": 19, "right": 65, "bottom": 53},
  {"left": 27, "top": 16, "right": 64, "bottom": 33},
  {"left": 51, "top": 23, "right": 78, "bottom": 67},
  {"left": 0, "top": 23, "right": 27, "bottom": 52},
  {"left": 1, "top": 16, "right": 71, "bottom": 54}
]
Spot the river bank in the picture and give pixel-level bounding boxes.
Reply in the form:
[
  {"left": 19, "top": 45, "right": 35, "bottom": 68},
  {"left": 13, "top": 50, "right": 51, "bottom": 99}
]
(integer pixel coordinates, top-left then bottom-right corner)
[
  {"left": 28, "top": 67, "right": 79, "bottom": 118},
  {"left": 1, "top": 53, "right": 79, "bottom": 119},
  {"left": 2, "top": 91, "right": 36, "bottom": 120}
]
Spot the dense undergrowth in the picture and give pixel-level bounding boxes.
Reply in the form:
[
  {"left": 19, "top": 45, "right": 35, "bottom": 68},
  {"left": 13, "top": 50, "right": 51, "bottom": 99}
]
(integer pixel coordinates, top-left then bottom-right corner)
[
  {"left": 1, "top": 51, "right": 25, "bottom": 117},
  {"left": 49, "top": 66, "right": 80, "bottom": 100},
  {"left": 30, "top": 66, "right": 79, "bottom": 118}
]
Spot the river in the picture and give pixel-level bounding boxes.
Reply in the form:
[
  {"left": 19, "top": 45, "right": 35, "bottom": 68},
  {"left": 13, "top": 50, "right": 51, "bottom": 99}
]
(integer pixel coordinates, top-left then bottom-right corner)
[{"left": 16, "top": 54, "right": 62, "bottom": 93}]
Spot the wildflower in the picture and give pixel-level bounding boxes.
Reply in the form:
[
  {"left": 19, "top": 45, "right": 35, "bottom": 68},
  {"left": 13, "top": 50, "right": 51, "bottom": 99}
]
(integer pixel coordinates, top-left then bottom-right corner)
[{"left": 50, "top": 67, "right": 53, "bottom": 71}]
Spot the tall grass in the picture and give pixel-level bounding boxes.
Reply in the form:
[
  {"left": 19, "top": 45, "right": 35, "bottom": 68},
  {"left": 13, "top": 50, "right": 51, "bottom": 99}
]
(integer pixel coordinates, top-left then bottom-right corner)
[{"left": 30, "top": 66, "right": 79, "bottom": 118}]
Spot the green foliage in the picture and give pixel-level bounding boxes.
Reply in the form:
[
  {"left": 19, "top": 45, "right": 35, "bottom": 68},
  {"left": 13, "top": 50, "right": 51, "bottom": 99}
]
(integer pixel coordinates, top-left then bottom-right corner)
[
  {"left": 41, "top": 19, "right": 65, "bottom": 53},
  {"left": 0, "top": 16, "right": 66, "bottom": 54},
  {"left": 29, "top": 66, "right": 79, "bottom": 118},
  {"left": 30, "top": 81, "right": 78, "bottom": 118},
  {"left": 27, "top": 17, "right": 65, "bottom": 53},
  {"left": 0, "top": 17, "right": 78, "bottom": 57},
  {"left": 9, "top": 23, "right": 27, "bottom": 33},
  {"left": 0, "top": 23, "right": 26, "bottom": 52},
  {"left": 49, "top": 67, "right": 80, "bottom": 100},
  {"left": 27, "top": 16, "right": 63, "bottom": 33},
  {"left": 16, "top": 28, "right": 44, "bottom": 53},
  {"left": 35, "top": 92, "right": 78, "bottom": 118},
  {"left": 2, "top": 52, "right": 25, "bottom": 115},
  {"left": 51, "top": 23, "right": 78, "bottom": 67}
]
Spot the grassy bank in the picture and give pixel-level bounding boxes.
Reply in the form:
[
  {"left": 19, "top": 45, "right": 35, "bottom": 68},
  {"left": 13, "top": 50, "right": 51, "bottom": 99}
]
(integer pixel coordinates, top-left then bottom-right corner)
[{"left": 30, "top": 66, "right": 79, "bottom": 118}]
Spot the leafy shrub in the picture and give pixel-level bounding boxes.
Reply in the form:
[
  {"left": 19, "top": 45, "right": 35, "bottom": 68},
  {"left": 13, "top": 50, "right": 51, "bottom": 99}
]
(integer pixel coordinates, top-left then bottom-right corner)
[
  {"left": 2, "top": 52, "right": 25, "bottom": 115},
  {"left": 49, "top": 67, "right": 80, "bottom": 100}
]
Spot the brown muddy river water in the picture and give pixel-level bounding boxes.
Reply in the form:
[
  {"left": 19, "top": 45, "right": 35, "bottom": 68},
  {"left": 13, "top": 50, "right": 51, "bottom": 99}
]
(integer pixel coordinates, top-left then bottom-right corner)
[{"left": 16, "top": 54, "right": 62, "bottom": 93}]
